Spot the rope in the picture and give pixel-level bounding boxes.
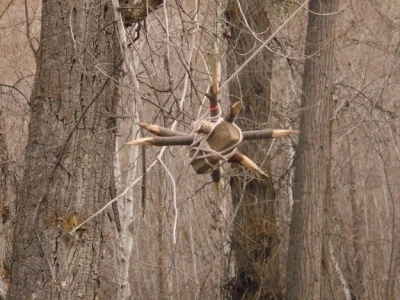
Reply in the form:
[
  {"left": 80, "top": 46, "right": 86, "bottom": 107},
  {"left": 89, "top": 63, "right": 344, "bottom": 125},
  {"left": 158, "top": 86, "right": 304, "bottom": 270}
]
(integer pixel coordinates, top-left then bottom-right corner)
[{"left": 189, "top": 105, "right": 243, "bottom": 172}]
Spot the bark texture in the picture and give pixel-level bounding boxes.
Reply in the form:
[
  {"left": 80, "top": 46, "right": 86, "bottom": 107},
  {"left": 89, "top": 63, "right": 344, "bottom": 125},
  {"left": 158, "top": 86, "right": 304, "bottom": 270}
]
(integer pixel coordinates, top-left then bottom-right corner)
[
  {"left": 9, "top": 1, "right": 120, "bottom": 299},
  {"left": 0, "top": 109, "right": 14, "bottom": 300},
  {"left": 347, "top": 139, "right": 367, "bottom": 299},
  {"left": 0, "top": 112, "right": 7, "bottom": 280},
  {"left": 285, "top": 0, "right": 338, "bottom": 299},
  {"left": 226, "top": 1, "right": 282, "bottom": 298}
]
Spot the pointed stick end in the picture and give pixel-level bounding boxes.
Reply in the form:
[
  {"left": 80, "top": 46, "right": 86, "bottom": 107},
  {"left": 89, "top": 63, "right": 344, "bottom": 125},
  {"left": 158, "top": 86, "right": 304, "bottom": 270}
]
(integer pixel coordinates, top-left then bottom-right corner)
[
  {"left": 231, "top": 101, "right": 241, "bottom": 117},
  {"left": 232, "top": 101, "right": 241, "bottom": 111},
  {"left": 125, "top": 137, "right": 154, "bottom": 145},
  {"left": 226, "top": 101, "right": 242, "bottom": 122},
  {"left": 136, "top": 122, "right": 161, "bottom": 135},
  {"left": 232, "top": 152, "right": 269, "bottom": 179},
  {"left": 271, "top": 129, "right": 300, "bottom": 138}
]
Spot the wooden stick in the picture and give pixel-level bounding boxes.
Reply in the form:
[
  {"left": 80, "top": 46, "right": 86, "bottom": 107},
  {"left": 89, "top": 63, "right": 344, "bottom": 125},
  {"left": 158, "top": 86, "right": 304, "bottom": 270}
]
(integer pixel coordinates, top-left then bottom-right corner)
[
  {"left": 211, "top": 168, "right": 222, "bottom": 196},
  {"left": 226, "top": 101, "right": 241, "bottom": 123},
  {"left": 242, "top": 129, "right": 300, "bottom": 140},
  {"left": 205, "top": 56, "right": 220, "bottom": 117},
  {"left": 138, "top": 122, "right": 299, "bottom": 140},
  {"left": 137, "top": 122, "right": 186, "bottom": 137},
  {"left": 126, "top": 136, "right": 193, "bottom": 146},
  {"left": 125, "top": 129, "right": 299, "bottom": 146},
  {"left": 229, "top": 152, "right": 268, "bottom": 178}
]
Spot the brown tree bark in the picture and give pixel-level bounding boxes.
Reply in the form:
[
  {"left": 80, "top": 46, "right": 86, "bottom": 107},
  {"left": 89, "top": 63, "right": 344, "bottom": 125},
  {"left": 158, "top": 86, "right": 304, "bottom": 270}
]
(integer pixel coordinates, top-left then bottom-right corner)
[
  {"left": 285, "top": 0, "right": 338, "bottom": 299},
  {"left": 347, "top": 138, "right": 367, "bottom": 299},
  {"left": 226, "top": 1, "right": 282, "bottom": 298},
  {"left": 9, "top": 1, "right": 120, "bottom": 299},
  {"left": 0, "top": 112, "right": 7, "bottom": 281},
  {"left": 0, "top": 108, "right": 15, "bottom": 300}
]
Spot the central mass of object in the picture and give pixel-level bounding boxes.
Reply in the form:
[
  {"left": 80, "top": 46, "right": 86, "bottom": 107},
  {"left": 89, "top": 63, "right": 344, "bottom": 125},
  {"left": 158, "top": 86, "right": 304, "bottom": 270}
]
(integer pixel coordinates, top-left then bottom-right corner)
[{"left": 190, "top": 121, "right": 241, "bottom": 174}]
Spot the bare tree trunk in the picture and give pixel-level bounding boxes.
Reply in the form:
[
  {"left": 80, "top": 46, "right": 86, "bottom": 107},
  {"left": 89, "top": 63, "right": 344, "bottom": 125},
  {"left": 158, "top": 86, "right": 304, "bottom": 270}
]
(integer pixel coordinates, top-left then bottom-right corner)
[
  {"left": 155, "top": 169, "right": 167, "bottom": 299},
  {"left": 379, "top": 144, "right": 400, "bottom": 300},
  {"left": 9, "top": 1, "right": 120, "bottom": 299},
  {"left": 285, "top": 0, "right": 338, "bottom": 299},
  {"left": 226, "top": 1, "right": 282, "bottom": 298},
  {"left": 0, "top": 112, "right": 6, "bottom": 284},
  {"left": 320, "top": 117, "right": 335, "bottom": 300},
  {"left": 347, "top": 138, "right": 367, "bottom": 299},
  {"left": 0, "top": 109, "right": 14, "bottom": 300}
]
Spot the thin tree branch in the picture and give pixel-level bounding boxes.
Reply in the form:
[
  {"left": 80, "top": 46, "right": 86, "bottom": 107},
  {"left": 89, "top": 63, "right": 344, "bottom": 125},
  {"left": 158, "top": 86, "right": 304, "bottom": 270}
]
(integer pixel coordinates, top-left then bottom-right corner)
[
  {"left": 220, "top": 0, "right": 310, "bottom": 90},
  {"left": 0, "top": 0, "right": 13, "bottom": 20},
  {"left": 25, "top": 0, "right": 38, "bottom": 60},
  {"left": 0, "top": 83, "right": 30, "bottom": 104}
]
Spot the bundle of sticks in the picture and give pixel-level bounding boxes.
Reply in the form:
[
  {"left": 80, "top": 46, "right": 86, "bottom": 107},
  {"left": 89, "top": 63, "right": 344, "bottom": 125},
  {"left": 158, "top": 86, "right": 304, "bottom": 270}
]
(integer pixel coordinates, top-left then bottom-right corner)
[{"left": 126, "top": 61, "right": 298, "bottom": 193}]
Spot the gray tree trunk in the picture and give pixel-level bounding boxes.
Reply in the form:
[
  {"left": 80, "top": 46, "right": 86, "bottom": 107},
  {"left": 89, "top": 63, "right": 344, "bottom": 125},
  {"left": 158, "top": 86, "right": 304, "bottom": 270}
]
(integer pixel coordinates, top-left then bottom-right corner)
[
  {"left": 347, "top": 139, "right": 367, "bottom": 299},
  {"left": 0, "top": 109, "right": 14, "bottom": 300},
  {"left": 285, "top": 0, "right": 338, "bottom": 299},
  {"left": 0, "top": 112, "right": 7, "bottom": 280},
  {"left": 226, "top": 1, "right": 282, "bottom": 298},
  {"left": 9, "top": 1, "right": 120, "bottom": 299}
]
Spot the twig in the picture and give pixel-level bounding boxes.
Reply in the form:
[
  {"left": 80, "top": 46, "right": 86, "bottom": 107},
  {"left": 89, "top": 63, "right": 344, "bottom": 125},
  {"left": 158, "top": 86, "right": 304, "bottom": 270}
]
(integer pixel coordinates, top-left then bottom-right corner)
[
  {"left": 24, "top": 0, "right": 38, "bottom": 59},
  {"left": 36, "top": 232, "right": 65, "bottom": 300},
  {"left": 0, "top": 0, "right": 14, "bottom": 21},
  {"left": 0, "top": 83, "right": 30, "bottom": 104},
  {"left": 70, "top": 164, "right": 148, "bottom": 234},
  {"left": 141, "top": 128, "right": 147, "bottom": 216},
  {"left": 220, "top": 0, "right": 310, "bottom": 90},
  {"left": 157, "top": 157, "right": 178, "bottom": 244}
]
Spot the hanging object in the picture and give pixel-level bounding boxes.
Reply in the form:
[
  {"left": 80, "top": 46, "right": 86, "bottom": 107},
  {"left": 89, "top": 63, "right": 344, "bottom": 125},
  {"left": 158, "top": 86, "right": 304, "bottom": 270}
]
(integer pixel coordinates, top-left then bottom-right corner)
[{"left": 126, "top": 58, "right": 298, "bottom": 193}]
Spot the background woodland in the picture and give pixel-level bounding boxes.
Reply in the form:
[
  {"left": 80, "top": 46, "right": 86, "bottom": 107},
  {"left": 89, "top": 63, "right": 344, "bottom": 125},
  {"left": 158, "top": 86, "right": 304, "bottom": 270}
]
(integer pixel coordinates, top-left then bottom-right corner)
[{"left": 0, "top": 0, "right": 400, "bottom": 299}]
